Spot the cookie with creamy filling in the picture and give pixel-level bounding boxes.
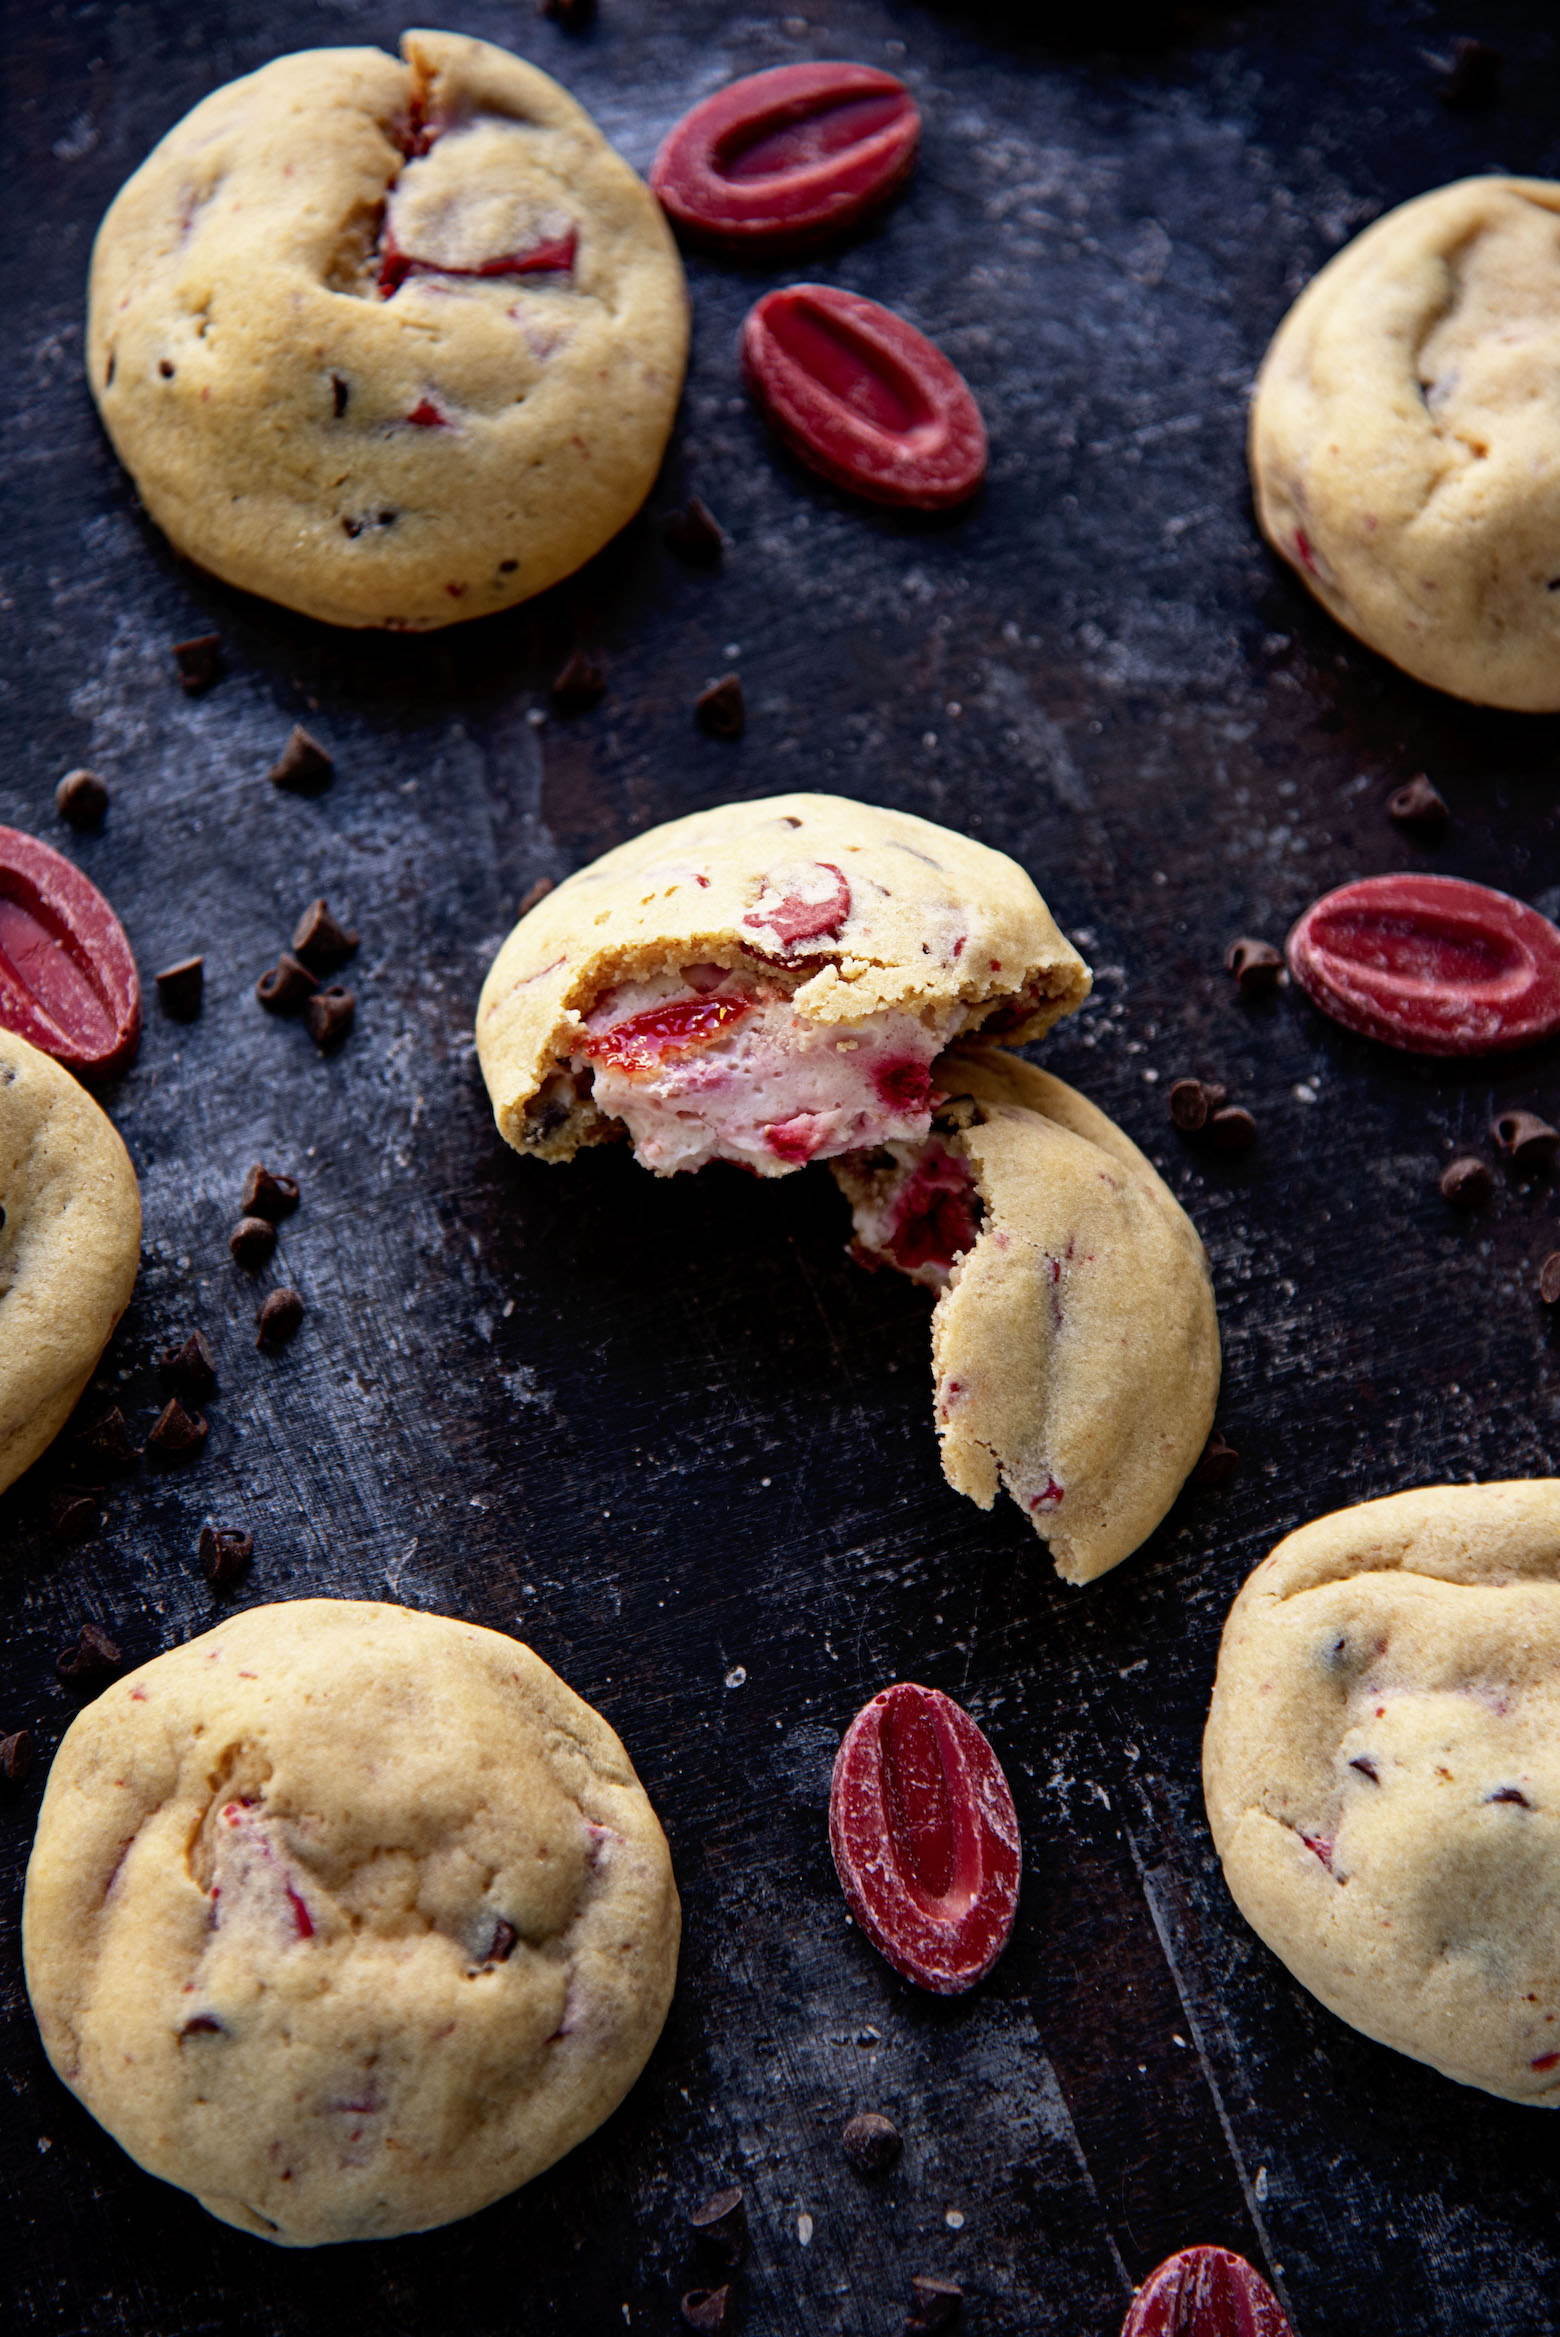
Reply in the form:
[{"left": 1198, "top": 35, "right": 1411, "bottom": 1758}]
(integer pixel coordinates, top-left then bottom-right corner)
[
  {"left": 86, "top": 32, "right": 688, "bottom": 630},
  {"left": 22, "top": 1598, "right": 679, "bottom": 2245},
  {"left": 1204, "top": 1482, "right": 1560, "bottom": 2103},
  {"left": 475, "top": 793, "right": 1091, "bottom": 1179},
  {"left": 834, "top": 1048, "right": 1219, "bottom": 1582},
  {"left": 1251, "top": 177, "right": 1560, "bottom": 709},
  {"left": 1, "top": 1030, "right": 141, "bottom": 1500}
]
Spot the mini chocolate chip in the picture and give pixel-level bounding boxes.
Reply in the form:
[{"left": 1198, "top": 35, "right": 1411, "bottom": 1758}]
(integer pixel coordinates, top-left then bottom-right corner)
[
  {"left": 1540, "top": 1253, "right": 1560, "bottom": 1307},
  {"left": 518, "top": 877, "right": 556, "bottom": 918},
  {"left": 1225, "top": 937, "right": 1283, "bottom": 995},
  {"left": 331, "top": 373, "right": 349, "bottom": 417},
  {"left": 1493, "top": 1110, "right": 1560, "bottom": 1167},
  {"left": 549, "top": 649, "right": 606, "bottom": 715},
  {"left": 1208, "top": 1105, "right": 1257, "bottom": 1156},
  {"left": 0, "top": 1729, "right": 34, "bottom": 1785},
  {"left": 198, "top": 1524, "right": 254, "bottom": 1590},
  {"left": 173, "top": 634, "right": 223, "bottom": 695},
  {"left": 1349, "top": 1755, "right": 1380, "bottom": 1782},
  {"left": 843, "top": 2111, "right": 902, "bottom": 2173},
  {"left": 305, "top": 986, "right": 355, "bottom": 1051},
  {"left": 180, "top": 2013, "right": 224, "bottom": 2037},
  {"left": 1168, "top": 1078, "right": 1227, "bottom": 1133},
  {"left": 158, "top": 1330, "right": 218, "bottom": 1398},
  {"left": 907, "top": 2275, "right": 963, "bottom": 2334},
  {"left": 665, "top": 498, "right": 725, "bottom": 567},
  {"left": 697, "top": 673, "right": 745, "bottom": 740},
  {"left": 485, "top": 1919, "right": 519, "bottom": 1964},
  {"left": 1439, "top": 35, "right": 1499, "bottom": 108},
  {"left": 155, "top": 956, "right": 205, "bottom": 1020},
  {"left": 56, "top": 768, "right": 108, "bottom": 830},
  {"left": 159, "top": 359, "right": 175, "bottom": 378},
  {"left": 1387, "top": 773, "right": 1450, "bottom": 841},
  {"left": 256, "top": 1287, "right": 304, "bottom": 1347},
  {"left": 291, "top": 898, "right": 358, "bottom": 974},
  {"left": 57, "top": 1622, "right": 123, "bottom": 1683},
  {"left": 241, "top": 1165, "right": 300, "bottom": 1222},
  {"left": 1487, "top": 1786, "right": 1531, "bottom": 1807},
  {"left": 267, "top": 725, "right": 333, "bottom": 795},
  {"left": 229, "top": 1216, "right": 277, "bottom": 1269},
  {"left": 48, "top": 1490, "right": 101, "bottom": 1543},
  {"left": 256, "top": 953, "right": 318, "bottom": 1015},
  {"left": 679, "top": 2292, "right": 732, "bottom": 2336},
  {"left": 1190, "top": 1430, "right": 1239, "bottom": 1491},
  {"left": 689, "top": 2185, "right": 748, "bottom": 2269},
  {"left": 148, "top": 1397, "right": 208, "bottom": 1458},
  {"left": 1440, "top": 1155, "right": 1493, "bottom": 1209},
  {"left": 541, "top": 0, "right": 596, "bottom": 28},
  {"left": 75, "top": 1406, "right": 140, "bottom": 1471}
]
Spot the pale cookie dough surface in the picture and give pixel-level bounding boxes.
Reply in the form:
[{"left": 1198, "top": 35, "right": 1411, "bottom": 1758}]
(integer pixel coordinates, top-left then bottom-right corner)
[
  {"left": 0, "top": 1030, "right": 140, "bottom": 1501},
  {"left": 86, "top": 31, "right": 688, "bottom": 630},
  {"left": 475, "top": 794, "right": 1091, "bottom": 1178},
  {"left": 1251, "top": 176, "right": 1560, "bottom": 710},
  {"left": 22, "top": 1599, "right": 679, "bottom": 2245},
  {"left": 1204, "top": 1483, "right": 1560, "bottom": 2103}
]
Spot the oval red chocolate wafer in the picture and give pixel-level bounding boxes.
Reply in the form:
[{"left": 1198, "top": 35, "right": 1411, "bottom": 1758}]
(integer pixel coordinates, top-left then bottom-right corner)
[
  {"left": 651, "top": 63, "right": 920, "bottom": 251},
  {"left": 741, "top": 285, "right": 987, "bottom": 510},
  {"left": 1286, "top": 873, "right": 1560, "bottom": 1057},
  {"left": 0, "top": 827, "right": 141, "bottom": 1073},
  {"left": 1122, "top": 2246, "right": 1293, "bottom": 2337},
  {"left": 829, "top": 1681, "right": 1020, "bottom": 1994}
]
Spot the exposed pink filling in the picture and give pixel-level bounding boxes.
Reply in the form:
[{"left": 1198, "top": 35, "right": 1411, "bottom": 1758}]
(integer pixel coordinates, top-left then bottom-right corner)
[
  {"left": 378, "top": 117, "right": 580, "bottom": 299},
  {"left": 207, "top": 1800, "right": 315, "bottom": 1945},
  {"left": 843, "top": 1137, "right": 981, "bottom": 1289}
]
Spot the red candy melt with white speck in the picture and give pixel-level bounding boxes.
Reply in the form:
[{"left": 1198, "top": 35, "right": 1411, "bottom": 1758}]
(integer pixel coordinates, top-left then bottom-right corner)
[
  {"left": 1121, "top": 2246, "right": 1293, "bottom": 2337},
  {"left": 1287, "top": 872, "right": 1560, "bottom": 1056},
  {"left": 0, "top": 826, "right": 141, "bottom": 1073}
]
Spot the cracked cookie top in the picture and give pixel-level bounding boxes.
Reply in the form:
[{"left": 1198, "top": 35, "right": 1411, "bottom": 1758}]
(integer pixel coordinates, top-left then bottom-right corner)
[
  {"left": 85, "top": 31, "right": 688, "bottom": 630},
  {"left": 1204, "top": 1482, "right": 1560, "bottom": 2103},
  {"left": 22, "top": 1599, "right": 679, "bottom": 2244},
  {"left": 1250, "top": 177, "right": 1560, "bottom": 710}
]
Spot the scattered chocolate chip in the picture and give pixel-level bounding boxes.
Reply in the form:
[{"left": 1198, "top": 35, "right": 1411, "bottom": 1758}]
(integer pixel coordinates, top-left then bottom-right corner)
[
  {"left": 679, "top": 2292, "right": 731, "bottom": 2336},
  {"left": 173, "top": 634, "right": 223, "bottom": 695},
  {"left": 331, "top": 373, "right": 350, "bottom": 417},
  {"left": 198, "top": 1523, "right": 254, "bottom": 1590},
  {"left": 291, "top": 898, "right": 358, "bottom": 974},
  {"left": 541, "top": 0, "right": 596, "bottom": 29},
  {"left": 56, "top": 1622, "right": 123, "bottom": 1684},
  {"left": 75, "top": 1406, "right": 140, "bottom": 1471},
  {"left": 1349, "top": 1755, "right": 1380, "bottom": 1782},
  {"left": 697, "top": 673, "right": 745, "bottom": 740},
  {"left": 155, "top": 955, "right": 205, "bottom": 1021},
  {"left": 48, "top": 1490, "right": 101, "bottom": 1543},
  {"left": 1487, "top": 1786, "right": 1531, "bottom": 1807},
  {"left": 305, "top": 986, "right": 356, "bottom": 1051},
  {"left": 485, "top": 1919, "right": 519, "bottom": 1965},
  {"left": 241, "top": 1165, "right": 300, "bottom": 1222},
  {"left": 665, "top": 498, "right": 725, "bottom": 567},
  {"left": 256, "top": 1287, "right": 305, "bottom": 1347},
  {"left": 267, "top": 725, "right": 333, "bottom": 795},
  {"left": 256, "top": 953, "right": 318, "bottom": 1015},
  {"left": 1387, "top": 773, "right": 1450, "bottom": 841},
  {"left": 1190, "top": 1430, "right": 1239, "bottom": 1491},
  {"left": 158, "top": 1330, "right": 218, "bottom": 1398},
  {"left": 230, "top": 1216, "right": 278, "bottom": 1269},
  {"left": 56, "top": 768, "right": 108, "bottom": 830},
  {"left": 907, "top": 2275, "right": 963, "bottom": 2334},
  {"left": 1208, "top": 1105, "right": 1257, "bottom": 1157},
  {"left": 549, "top": 649, "right": 606, "bottom": 715},
  {"left": 1439, "top": 1155, "right": 1493, "bottom": 1209},
  {"left": 843, "top": 2111, "right": 902, "bottom": 2174},
  {"left": 1168, "top": 1078, "right": 1227, "bottom": 1134},
  {"left": 1541, "top": 1253, "right": 1560, "bottom": 1307},
  {"left": 518, "top": 877, "right": 556, "bottom": 918},
  {"left": 689, "top": 2185, "right": 748, "bottom": 2269},
  {"left": 148, "top": 1397, "right": 208, "bottom": 1458},
  {"left": 1439, "top": 35, "right": 1499, "bottom": 108},
  {"left": 0, "top": 1729, "right": 34, "bottom": 1785},
  {"left": 1492, "top": 1110, "right": 1560, "bottom": 1168},
  {"left": 1225, "top": 937, "right": 1283, "bottom": 995}
]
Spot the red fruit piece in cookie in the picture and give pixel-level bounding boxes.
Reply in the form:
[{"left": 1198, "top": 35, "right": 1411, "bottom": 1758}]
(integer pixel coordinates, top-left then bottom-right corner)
[
  {"left": 0, "top": 827, "right": 141, "bottom": 1074},
  {"left": 1121, "top": 2247, "right": 1293, "bottom": 2337},
  {"left": 742, "top": 861, "right": 852, "bottom": 951}
]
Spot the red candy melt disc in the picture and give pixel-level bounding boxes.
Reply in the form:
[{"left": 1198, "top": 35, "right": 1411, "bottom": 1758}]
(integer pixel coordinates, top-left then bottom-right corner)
[
  {"left": 0, "top": 827, "right": 141, "bottom": 1073},
  {"left": 1122, "top": 2246, "right": 1294, "bottom": 2337},
  {"left": 1286, "top": 872, "right": 1560, "bottom": 1057},
  {"left": 742, "top": 284, "right": 987, "bottom": 510},
  {"left": 829, "top": 1681, "right": 1020, "bottom": 1995},
  {"left": 651, "top": 62, "right": 920, "bottom": 251}
]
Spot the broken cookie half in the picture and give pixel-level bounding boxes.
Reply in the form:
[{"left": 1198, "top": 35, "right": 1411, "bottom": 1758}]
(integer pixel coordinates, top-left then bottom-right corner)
[{"left": 834, "top": 1048, "right": 1220, "bottom": 1583}]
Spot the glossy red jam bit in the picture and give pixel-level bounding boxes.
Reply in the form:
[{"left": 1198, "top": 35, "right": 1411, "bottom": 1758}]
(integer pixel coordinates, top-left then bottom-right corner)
[{"left": 0, "top": 826, "right": 141, "bottom": 1073}]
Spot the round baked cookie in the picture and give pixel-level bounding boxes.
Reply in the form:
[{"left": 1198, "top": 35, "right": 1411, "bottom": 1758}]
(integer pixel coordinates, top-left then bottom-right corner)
[
  {"left": 475, "top": 793, "right": 1091, "bottom": 1179},
  {"left": 834, "top": 1048, "right": 1219, "bottom": 1581},
  {"left": 1, "top": 1029, "right": 140, "bottom": 1500},
  {"left": 1204, "top": 1483, "right": 1560, "bottom": 2103},
  {"left": 86, "top": 32, "right": 688, "bottom": 631},
  {"left": 1251, "top": 177, "right": 1560, "bottom": 710},
  {"left": 22, "top": 1599, "right": 679, "bottom": 2244}
]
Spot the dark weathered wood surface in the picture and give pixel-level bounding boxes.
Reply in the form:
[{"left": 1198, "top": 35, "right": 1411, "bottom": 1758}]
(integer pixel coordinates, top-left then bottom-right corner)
[{"left": 6, "top": 2, "right": 1560, "bottom": 2329}]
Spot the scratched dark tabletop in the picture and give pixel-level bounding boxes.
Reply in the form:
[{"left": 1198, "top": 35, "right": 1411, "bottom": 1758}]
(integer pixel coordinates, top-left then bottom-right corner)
[{"left": 6, "top": 1, "right": 1560, "bottom": 2330}]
